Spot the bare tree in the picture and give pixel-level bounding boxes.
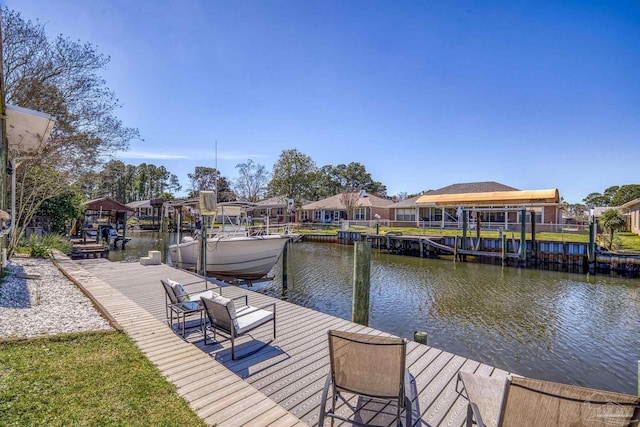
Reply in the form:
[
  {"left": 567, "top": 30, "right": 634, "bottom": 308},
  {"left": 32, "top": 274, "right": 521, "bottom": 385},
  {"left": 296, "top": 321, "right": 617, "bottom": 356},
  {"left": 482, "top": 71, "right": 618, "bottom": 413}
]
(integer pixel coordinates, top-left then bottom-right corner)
[
  {"left": 339, "top": 191, "right": 360, "bottom": 220},
  {"left": 2, "top": 7, "right": 139, "bottom": 253},
  {"left": 234, "top": 159, "right": 269, "bottom": 202}
]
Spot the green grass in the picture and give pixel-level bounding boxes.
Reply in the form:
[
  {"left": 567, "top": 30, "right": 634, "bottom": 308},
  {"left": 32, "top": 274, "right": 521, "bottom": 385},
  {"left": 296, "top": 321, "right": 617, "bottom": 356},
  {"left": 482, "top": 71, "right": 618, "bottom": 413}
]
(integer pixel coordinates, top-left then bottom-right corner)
[
  {"left": 0, "top": 331, "right": 206, "bottom": 427},
  {"left": 617, "top": 232, "right": 640, "bottom": 252}
]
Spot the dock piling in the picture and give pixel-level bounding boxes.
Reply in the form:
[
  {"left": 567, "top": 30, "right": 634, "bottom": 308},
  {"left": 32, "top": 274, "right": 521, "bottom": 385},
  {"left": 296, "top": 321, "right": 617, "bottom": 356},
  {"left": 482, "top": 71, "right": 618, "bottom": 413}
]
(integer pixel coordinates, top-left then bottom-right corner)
[
  {"left": 414, "top": 331, "right": 428, "bottom": 345},
  {"left": 352, "top": 240, "right": 371, "bottom": 326}
]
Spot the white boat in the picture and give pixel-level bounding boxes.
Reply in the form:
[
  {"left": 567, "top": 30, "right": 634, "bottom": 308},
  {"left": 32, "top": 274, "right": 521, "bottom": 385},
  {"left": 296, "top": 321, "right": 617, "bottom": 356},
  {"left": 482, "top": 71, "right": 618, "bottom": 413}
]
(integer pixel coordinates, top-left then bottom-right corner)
[{"left": 168, "top": 202, "right": 291, "bottom": 280}]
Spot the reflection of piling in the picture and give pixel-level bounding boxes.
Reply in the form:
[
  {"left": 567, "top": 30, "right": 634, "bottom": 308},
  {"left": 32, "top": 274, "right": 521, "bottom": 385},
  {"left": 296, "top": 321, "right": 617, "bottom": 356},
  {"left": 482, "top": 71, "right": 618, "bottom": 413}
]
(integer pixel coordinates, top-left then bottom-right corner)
[
  {"left": 453, "top": 235, "right": 458, "bottom": 262},
  {"left": 352, "top": 240, "right": 371, "bottom": 326},
  {"left": 501, "top": 234, "right": 507, "bottom": 266},
  {"left": 282, "top": 241, "right": 288, "bottom": 290}
]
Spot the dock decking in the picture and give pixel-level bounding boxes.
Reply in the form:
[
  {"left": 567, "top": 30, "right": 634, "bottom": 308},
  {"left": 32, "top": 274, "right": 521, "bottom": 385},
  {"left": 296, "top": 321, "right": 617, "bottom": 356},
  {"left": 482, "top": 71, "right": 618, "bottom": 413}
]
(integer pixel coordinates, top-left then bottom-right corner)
[{"left": 54, "top": 253, "right": 510, "bottom": 426}]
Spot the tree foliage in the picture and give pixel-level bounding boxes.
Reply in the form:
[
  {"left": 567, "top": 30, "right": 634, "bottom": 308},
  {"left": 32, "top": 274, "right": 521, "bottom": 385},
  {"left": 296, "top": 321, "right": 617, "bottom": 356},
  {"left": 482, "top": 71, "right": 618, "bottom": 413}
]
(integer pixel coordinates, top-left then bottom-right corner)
[
  {"left": 268, "top": 149, "right": 318, "bottom": 202},
  {"left": 583, "top": 184, "right": 640, "bottom": 207},
  {"left": 598, "top": 209, "right": 627, "bottom": 250},
  {"left": 268, "top": 151, "right": 388, "bottom": 204},
  {"left": 2, "top": 7, "right": 139, "bottom": 252},
  {"left": 187, "top": 166, "right": 235, "bottom": 202},
  {"left": 9, "top": 160, "right": 68, "bottom": 253},
  {"left": 234, "top": 159, "right": 269, "bottom": 202},
  {"left": 331, "top": 162, "right": 387, "bottom": 196},
  {"left": 3, "top": 7, "right": 138, "bottom": 173},
  {"left": 36, "top": 189, "right": 85, "bottom": 234},
  {"left": 77, "top": 161, "right": 181, "bottom": 202},
  {"left": 611, "top": 184, "right": 640, "bottom": 206}
]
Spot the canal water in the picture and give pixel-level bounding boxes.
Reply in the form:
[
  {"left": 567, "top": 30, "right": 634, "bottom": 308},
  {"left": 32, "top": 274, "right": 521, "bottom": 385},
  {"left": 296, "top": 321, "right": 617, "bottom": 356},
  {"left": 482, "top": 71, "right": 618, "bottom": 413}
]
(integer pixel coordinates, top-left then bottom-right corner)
[{"left": 110, "top": 232, "right": 640, "bottom": 395}]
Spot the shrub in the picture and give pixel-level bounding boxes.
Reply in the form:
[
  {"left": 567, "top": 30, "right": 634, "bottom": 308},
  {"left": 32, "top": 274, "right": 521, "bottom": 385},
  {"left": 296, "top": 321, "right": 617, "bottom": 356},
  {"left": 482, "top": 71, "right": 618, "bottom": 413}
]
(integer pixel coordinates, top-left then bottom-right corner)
[{"left": 20, "top": 233, "right": 72, "bottom": 258}]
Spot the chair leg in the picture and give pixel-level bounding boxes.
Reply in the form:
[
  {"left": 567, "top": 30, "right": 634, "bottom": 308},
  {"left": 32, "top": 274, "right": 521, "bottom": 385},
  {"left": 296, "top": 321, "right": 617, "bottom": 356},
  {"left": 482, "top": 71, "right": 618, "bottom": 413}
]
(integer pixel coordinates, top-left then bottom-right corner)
[
  {"left": 405, "top": 396, "right": 412, "bottom": 427},
  {"left": 231, "top": 335, "right": 235, "bottom": 360},
  {"left": 318, "top": 373, "right": 332, "bottom": 427}
]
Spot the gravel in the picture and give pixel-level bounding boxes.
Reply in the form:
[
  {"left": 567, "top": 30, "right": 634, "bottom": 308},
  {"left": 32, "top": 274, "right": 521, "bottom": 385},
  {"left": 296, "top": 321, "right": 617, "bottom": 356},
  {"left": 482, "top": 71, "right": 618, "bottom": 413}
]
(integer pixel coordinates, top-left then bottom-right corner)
[{"left": 0, "top": 256, "right": 113, "bottom": 339}]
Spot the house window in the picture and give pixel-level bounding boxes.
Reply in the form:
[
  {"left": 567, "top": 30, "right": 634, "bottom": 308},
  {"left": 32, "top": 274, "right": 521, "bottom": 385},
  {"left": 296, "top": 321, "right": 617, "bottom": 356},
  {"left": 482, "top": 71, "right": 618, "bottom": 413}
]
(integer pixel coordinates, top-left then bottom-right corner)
[
  {"left": 354, "top": 208, "right": 367, "bottom": 220},
  {"left": 314, "top": 210, "right": 322, "bottom": 221},
  {"left": 396, "top": 208, "right": 416, "bottom": 221},
  {"left": 301, "top": 211, "right": 309, "bottom": 221},
  {"left": 518, "top": 210, "right": 543, "bottom": 223},
  {"left": 333, "top": 211, "right": 341, "bottom": 221},
  {"left": 277, "top": 207, "right": 283, "bottom": 215}
]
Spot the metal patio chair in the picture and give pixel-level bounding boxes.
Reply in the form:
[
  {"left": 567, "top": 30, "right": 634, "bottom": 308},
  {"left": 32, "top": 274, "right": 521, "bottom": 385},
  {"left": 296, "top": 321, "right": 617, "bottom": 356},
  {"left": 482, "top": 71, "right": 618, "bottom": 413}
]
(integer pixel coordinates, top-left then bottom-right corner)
[
  {"left": 201, "top": 294, "right": 276, "bottom": 360},
  {"left": 318, "top": 330, "right": 415, "bottom": 426},
  {"left": 160, "top": 278, "right": 221, "bottom": 336},
  {"left": 457, "top": 371, "right": 640, "bottom": 427}
]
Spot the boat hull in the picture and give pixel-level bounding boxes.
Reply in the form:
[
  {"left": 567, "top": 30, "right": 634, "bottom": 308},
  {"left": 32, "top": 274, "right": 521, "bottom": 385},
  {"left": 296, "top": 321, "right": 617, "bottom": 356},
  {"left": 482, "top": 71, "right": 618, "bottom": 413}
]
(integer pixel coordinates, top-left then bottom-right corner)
[{"left": 169, "top": 234, "right": 288, "bottom": 280}]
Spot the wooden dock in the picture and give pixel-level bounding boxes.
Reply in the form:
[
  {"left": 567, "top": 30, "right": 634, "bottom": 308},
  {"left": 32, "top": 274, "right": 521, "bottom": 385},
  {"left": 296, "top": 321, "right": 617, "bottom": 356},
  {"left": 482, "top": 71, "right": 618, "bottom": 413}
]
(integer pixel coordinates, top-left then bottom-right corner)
[{"left": 53, "top": 253, "right": 510, "bottom": 426}]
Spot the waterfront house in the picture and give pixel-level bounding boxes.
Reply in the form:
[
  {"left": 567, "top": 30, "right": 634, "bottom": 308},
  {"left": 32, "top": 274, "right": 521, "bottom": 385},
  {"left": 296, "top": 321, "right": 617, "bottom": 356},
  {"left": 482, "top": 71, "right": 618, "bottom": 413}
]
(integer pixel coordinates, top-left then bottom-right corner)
[
  {"left": 388, "top": 181, "right": 517, "bottom": 226},
  {"left": 388, "top": 181, "right": 562, "bottom": 231},
  {"left": 619, "top": 197, "right": 640, "bottom": 235},
  {"left": 249, "top": 197, "right": 293, "bottom": 224},
  {"left": 126, "top": 199, "right": 154, "bottom": 218},
  {"left": 299, "top": 191, "right": 392, "bottom": 224},
  {"left": 84, "top": 197, "right": 135, "bottom": 231}
]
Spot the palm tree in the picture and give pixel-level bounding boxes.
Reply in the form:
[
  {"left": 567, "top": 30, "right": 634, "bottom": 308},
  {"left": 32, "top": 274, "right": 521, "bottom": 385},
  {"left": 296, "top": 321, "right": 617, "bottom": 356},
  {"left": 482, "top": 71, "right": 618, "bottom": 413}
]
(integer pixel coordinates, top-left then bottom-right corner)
[{"left": 598, "top": 209, "right": 626, "bottom": 250}]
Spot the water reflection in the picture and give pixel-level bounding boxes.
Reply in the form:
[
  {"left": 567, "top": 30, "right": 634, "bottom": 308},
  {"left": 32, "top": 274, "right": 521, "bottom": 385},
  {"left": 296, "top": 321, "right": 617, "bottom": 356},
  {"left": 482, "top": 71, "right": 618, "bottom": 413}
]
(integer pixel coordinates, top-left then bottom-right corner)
[
  {"left": 109, "top": 234, "right": 640, "bottom": 394},
  {"left": 107, "top": 231, "right": 177, "bottom": 263}
]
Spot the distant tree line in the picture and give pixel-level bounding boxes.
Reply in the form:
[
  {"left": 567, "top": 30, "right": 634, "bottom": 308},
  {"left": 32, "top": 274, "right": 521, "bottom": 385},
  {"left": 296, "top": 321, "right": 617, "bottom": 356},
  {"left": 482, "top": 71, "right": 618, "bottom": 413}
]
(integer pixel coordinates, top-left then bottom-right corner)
[
  {"left": 79, "top": 149, "right": 389, "bottom": 206},
  {"left": 583, "top": 185, "right": 640, "bottom": 208}
]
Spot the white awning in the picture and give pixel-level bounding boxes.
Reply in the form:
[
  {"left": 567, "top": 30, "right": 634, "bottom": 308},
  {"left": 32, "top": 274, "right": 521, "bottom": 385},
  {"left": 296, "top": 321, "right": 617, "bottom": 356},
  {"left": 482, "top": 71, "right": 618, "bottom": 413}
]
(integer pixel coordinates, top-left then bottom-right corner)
[{"left": 6, "top": 105, "right": 55, "bottom": 154}]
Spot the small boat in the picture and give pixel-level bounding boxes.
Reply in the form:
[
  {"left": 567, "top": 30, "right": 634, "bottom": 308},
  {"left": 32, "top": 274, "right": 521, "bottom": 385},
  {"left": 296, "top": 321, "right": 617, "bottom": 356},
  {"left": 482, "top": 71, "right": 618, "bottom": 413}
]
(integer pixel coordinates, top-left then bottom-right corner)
[{"left": 169, "top": 202, "right": 291, "bottom": 280}]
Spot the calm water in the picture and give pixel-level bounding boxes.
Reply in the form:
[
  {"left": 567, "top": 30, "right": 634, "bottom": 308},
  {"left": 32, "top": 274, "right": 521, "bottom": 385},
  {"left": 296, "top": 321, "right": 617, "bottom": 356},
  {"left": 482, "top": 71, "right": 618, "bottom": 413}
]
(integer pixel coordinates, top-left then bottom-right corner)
[{"left": 110, "top": 233, "right": 640, "bottom": 394}]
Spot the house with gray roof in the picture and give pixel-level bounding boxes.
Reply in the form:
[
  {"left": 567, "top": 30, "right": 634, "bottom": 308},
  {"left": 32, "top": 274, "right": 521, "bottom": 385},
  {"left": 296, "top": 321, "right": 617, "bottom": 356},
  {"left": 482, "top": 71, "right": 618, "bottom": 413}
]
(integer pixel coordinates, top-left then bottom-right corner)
[{"left": 299, "top": 191, "right": 393, "bottom": 223}]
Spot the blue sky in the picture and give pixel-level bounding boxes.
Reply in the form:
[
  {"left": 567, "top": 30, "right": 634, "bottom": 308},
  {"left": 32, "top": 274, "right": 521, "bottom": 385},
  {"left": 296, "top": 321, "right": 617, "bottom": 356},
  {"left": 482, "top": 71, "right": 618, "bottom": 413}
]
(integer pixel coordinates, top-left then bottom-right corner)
[{"left": 6, "top": 1, "right": 640, "bottom": 203}]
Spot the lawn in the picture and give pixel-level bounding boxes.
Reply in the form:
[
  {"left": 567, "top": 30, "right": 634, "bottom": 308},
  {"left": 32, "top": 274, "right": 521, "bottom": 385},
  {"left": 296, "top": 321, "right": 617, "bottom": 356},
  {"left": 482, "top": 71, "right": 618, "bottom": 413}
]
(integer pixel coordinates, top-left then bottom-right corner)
[{"left": 0, "top": 331, "right": 206, "bottom": 427}]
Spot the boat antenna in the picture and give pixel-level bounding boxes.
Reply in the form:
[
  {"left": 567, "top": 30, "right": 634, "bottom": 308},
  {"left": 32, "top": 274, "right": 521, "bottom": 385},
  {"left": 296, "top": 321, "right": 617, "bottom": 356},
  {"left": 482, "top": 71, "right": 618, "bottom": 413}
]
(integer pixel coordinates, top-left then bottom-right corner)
[{"left": 214, "top": 139, "right": 218, "bottom": 191}]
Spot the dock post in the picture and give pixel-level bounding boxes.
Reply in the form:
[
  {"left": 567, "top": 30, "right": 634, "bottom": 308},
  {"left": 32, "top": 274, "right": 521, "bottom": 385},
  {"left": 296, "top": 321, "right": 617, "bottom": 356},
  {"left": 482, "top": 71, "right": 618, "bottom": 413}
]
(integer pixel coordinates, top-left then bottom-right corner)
[
  {"left": 462, "top": 210, "right": 467, "bottom": 251},
  {"left": 461, "top": 209, "right": 468, "bottom": 262},
  {"left": 531, "top": 213, "right": 537, "bottom": 267},
  {"left": 588, "top": 220, "right": 596, "bottom": 274},
  {"left": 419, "top": 239, "right": 424, "bottom": 258},
  {"left": 352, "top": 240, "right": 371, "bottom": 326},
  {"left": 520, "top": 208, "right": 527, "bottom": 264},
  {"left": 122, "top": 215, "right": 127, "bottom": 249},
  {"left": 414, "top": 331, "right": 427, "bottom": 345}
]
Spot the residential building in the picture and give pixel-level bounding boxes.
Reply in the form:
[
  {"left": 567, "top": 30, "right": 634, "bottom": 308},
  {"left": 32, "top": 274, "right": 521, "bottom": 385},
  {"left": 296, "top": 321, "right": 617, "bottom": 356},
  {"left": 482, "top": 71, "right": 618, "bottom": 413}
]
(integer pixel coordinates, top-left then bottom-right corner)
[
  {"left": 619, "top": 198, "right": 640, "bottom": 235},
  {"left": 388, "top": 181, "right": 562, "bottom": 231},
  {"left": 299, "top": 191, "right": 392, "bottom": 223}
]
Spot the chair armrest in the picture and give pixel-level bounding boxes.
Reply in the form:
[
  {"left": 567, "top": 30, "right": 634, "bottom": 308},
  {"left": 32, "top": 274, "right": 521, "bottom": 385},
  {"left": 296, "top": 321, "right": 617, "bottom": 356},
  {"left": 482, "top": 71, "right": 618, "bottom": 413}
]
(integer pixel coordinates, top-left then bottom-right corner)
[
  {"left": 185, "top": 287, "right": 223, "bottom": 298},
  {"left": 181, "top": 279, "right": 224, "bottom": 292},
  {"left": 235, "top": 302, "right": 276, "bottom": 318},
  {"left": 231, "top": 295, "right": 248, "bottom": 306},
  {"left": 171, "top": 301, "right": 202, "bottom": 313}
]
